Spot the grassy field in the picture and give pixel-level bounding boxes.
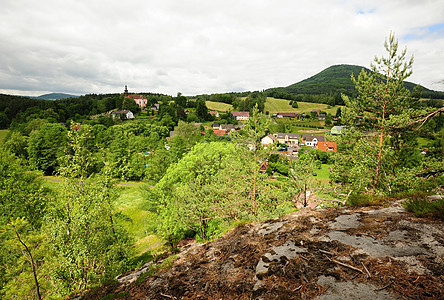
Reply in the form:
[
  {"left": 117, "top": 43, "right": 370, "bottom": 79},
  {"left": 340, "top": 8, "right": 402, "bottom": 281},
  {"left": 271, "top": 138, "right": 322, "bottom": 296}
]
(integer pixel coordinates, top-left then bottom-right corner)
[
  {"left": 42, "top": 177, "right": 162, "bottom": 255},
  {"left": 114, "top": 186, "right": 163, "bottom": 255},
  {"left": 265, "top": 97, "right": 343, "bottom": 115},
  {"left": 206, "top": 101, "right": 233, "bottom": 112},
  {"left": 0, "top": 129, "right": 9, "bottom": 143}
]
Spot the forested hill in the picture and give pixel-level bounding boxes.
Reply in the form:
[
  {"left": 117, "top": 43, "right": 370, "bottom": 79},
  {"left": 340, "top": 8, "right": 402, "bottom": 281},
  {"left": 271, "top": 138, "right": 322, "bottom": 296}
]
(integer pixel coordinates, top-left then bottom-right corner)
[
  {"left": 267, "top": 64, "right": 442, "bottom": 99},
  {"left": 32, "top": 93, "right": 79, "bottom": 100}
]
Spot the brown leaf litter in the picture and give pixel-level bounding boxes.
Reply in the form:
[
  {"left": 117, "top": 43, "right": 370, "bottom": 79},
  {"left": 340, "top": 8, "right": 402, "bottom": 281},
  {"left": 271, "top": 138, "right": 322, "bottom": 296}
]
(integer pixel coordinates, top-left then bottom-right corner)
[{"left": 83, "top": 202, "right": 444, "bottom": 299}]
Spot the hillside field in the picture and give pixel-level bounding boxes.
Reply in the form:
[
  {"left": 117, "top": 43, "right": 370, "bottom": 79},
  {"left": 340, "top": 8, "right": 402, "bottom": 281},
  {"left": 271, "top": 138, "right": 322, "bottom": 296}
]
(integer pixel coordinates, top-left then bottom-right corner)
[
  {"left": 265, "top": 97, "right": 342, "bottom": 115},
  {"left": 206, "top": 101, "right": 233, "bottom": 112}
]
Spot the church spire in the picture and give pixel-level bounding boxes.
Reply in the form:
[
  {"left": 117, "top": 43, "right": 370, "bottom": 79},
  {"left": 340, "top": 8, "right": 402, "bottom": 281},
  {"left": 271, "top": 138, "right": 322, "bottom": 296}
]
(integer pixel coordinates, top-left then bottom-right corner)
[{"left": 124, "top": 85, "right": 128, "bottom": 97}]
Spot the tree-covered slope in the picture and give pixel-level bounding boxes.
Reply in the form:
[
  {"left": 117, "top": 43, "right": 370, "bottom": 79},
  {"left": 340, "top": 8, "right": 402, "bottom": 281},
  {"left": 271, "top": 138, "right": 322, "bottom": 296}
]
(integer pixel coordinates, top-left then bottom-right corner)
[
  {"left": 267, "top": 64, "right": 440, "bottom": 98},
  {"left": 32, "top": 93, "right": 79, "bottom": 100}
]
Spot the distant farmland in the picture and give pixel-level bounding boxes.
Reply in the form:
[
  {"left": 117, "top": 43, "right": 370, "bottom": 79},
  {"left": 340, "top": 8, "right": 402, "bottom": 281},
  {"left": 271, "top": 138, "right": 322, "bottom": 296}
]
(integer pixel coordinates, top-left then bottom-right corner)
[
  {"left": 205, "top": 97, "right": 343, "bottom": 115},
  {"left": 265, "top": 97, "right": 342, "bottom": 115},
  {"left": 206, "top": 101, "right": 233, "bottom": 112}
]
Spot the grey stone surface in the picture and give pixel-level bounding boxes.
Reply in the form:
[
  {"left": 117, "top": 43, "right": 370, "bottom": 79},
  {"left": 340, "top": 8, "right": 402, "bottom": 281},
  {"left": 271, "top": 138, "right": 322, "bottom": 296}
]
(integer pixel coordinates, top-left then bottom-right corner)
[
  {"left": 258, "top": 221, "right": 287, "bottom": 236},
  {"left": 327, "top": 231, "right": 425, "bottom": 257},
  {"left": 329, "top": 213, "right": 361, "bottom": 230},
  {"left": 316, "top": 276, "right": 395, "bottom": 299}
]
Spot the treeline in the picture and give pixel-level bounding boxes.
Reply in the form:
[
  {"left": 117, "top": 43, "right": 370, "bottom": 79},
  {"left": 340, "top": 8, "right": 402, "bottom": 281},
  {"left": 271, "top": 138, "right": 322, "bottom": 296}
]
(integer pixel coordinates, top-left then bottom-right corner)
[{"left": 0, "top": 92, "right": 175, "bottom": 129}]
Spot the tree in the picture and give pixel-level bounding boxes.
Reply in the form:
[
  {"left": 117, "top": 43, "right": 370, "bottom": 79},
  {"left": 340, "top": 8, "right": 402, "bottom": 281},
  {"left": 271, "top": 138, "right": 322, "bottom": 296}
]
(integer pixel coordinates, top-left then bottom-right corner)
[
  {"left": 44, "top": 125, "right": 132, "bottom": 295},
  {"left": 288, "top": 151, "right": 320, "bottom": 207},
  {"left": 148, "top": 142, "right": 245, "bottom": 243},
  {"left": 234, "top": 105, "right": 272, "bottom": 216},
  {"left": 0, "top": 149, "right": 49, "bottom": 298},
  {"left": 196, "top": 99, "right": 209, "bottom": 121},
  {"left": 341, "top": 33, "right": 434, "bottom": 191},
  {"left": 28, "top": 123, "right": 67, "bottom": 175}
]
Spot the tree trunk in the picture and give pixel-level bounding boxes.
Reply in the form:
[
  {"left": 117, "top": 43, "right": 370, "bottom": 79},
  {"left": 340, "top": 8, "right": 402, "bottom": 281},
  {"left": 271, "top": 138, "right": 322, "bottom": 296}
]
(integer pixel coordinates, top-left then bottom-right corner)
[
  {"left": 253, "top": 149, "right": 257, "bottom": 217},
  {"left": 14, "top": 228, "right": 42, "bottom": 300}
]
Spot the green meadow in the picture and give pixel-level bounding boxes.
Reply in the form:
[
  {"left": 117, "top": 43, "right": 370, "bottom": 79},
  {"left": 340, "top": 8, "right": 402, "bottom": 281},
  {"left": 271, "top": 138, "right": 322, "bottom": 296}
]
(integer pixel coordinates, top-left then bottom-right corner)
[
  {"left": 265, "top": 97, "right": 343, "bottom": 115},
  {"left": 0, "top": 129, "right": 9, "bottom": 143},
  {"left": 206, "top": 100, "right": 233, "bottom": 112},
  {"left": 42, "top": 177, "right": 162, "bottom": 256}
]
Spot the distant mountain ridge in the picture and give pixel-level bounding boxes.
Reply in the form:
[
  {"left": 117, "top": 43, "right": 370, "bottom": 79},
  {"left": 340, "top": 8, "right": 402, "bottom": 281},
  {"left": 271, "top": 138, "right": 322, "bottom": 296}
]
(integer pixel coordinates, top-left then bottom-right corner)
[
  {"left": 267, "top": 64, "right": 436, "bottom": 97},
  {"left": 32, "top": 93, "right": 79, "bottom": 100}
]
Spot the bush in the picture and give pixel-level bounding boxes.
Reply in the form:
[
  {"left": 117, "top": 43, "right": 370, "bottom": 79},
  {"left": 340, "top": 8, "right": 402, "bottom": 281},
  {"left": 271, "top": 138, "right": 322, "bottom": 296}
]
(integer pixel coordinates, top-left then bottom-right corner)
[
  {"left": 346, "top": 193, "right": 382, "bottom": 207},
  {"left": 403, "top": 195, "right": 444, "bottom": 220}
]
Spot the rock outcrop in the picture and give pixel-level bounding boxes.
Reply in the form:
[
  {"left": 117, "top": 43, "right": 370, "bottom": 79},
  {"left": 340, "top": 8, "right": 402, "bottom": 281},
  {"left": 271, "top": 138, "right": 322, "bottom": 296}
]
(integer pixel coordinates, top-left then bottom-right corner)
[{"left": 91, "top": 202, "right": 444, "bottom": 299}]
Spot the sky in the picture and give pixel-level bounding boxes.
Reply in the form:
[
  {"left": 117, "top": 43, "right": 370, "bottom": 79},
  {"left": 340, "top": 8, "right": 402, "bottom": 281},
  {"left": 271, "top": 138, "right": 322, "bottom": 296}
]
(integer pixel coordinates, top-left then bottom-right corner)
[{"left": 1, "top": 0, "right": 444, "bottom": 97}]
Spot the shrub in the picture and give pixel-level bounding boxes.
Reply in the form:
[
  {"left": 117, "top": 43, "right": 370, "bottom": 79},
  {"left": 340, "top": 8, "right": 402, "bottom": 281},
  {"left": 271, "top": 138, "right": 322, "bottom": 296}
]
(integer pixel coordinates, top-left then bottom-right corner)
[
  {"left": 346, "top": 193, "right": 382, "bottom": 207},
  {"left": 403, "top": 195, "right": 444, "bottom": 220}
]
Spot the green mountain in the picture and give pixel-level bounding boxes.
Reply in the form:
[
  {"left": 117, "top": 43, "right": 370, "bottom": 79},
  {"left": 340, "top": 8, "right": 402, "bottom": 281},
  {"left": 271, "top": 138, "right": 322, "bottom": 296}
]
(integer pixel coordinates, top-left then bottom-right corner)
[
  {"left": 267, "top": 64, "right": 435, "bottom": 97},
  {"left": 33, "top": 93, "right": 79, "bottom": 100}
]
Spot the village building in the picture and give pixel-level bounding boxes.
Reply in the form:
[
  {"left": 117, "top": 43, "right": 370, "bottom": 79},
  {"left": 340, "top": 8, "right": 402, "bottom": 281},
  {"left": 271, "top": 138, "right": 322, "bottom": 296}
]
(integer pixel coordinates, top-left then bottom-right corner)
[
  {"left": 261, "top": 134, "right": 277, "bottom": 146},
  {"left": 150, "top": 103, "right": 160, "bottom": 110},
  {"left": 123, "top": 85, "right": 148, "bottom": 108},
  {"left": 276, "top": 112, "right": 297, "bottom": 118},
  {"left": 311, "top": 109, "right": 321, "bottom": 116},
  {"left": 330, "top": 125, "right": 345, "bottom": 135},
  {"left": 273, "top": 133, "right": 299, "bottom": 146},
  {"left": 317, "top": 141, "right": 337, "bottom": 152},
  {"left": 209, "top": 110, "right": 220, "bottom": 118},
  {"left": 259, "top": 161, "right": 269, "bottom": 173},
  {"left": 110, "top": 110, "right": 134, "bottom": 119},
  {"left": 231, "top": 111, "right": 250, "bottom": 121},
  {"left": 219, "top": 124, "right": 236, "bottom": 132},
  {"left": 212, "top": 130, "right": 226, "bottom": 136},
  {"left": 302, "top": 134, "right": 325, "bottom": 147}
]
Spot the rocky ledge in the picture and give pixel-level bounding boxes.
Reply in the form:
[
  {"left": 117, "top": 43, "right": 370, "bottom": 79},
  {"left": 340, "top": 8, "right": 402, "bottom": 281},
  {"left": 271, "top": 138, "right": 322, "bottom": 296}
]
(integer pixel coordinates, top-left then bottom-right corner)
[{"left": 93, "top": 202, "right": 444, "bottom": 299}]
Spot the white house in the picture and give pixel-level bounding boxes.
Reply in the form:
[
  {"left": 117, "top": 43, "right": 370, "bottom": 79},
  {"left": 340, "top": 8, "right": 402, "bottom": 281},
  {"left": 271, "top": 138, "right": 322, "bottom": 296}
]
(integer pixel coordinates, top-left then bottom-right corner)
[
  {"left": 231, "top": 111, "right": 250, "bottom": 121},
  {"left": 261, "top": 134, "right": 277, "bottom": 146},
  {"left": 302, "top": 134, "right": 325, "bottom": 147},
  {"left": 110, "top": 110, "right": 134, "bottom": 119}
]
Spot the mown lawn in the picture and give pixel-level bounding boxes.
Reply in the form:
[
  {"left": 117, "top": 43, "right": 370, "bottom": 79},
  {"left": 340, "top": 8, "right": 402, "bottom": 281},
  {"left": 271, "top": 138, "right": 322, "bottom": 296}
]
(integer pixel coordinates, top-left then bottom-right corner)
[
  {"left": 314, "top": 164, "right": 333, "bottom": 184},
  {"left": 206, "top": 101, "right": 233, "bottom": 112},
  {"left": 0, "top": 129, "right": 9, "bottom": 143}
]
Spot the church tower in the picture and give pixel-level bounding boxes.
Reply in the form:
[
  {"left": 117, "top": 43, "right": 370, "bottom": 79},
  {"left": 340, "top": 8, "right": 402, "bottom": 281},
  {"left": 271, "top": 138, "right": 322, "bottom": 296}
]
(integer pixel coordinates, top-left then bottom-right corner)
[{"left": 124, "top": 85, "right": 129, "bottom": 98}]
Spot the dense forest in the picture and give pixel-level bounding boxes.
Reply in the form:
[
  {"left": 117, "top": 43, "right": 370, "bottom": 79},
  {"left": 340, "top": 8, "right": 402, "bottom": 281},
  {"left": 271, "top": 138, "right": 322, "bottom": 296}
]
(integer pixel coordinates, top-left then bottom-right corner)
[
  {"left": 1, "top": 36, "right": 443, "bottom": 298},
  {"left": 264, "top": 64, "right": 444, "bottom": 105}
]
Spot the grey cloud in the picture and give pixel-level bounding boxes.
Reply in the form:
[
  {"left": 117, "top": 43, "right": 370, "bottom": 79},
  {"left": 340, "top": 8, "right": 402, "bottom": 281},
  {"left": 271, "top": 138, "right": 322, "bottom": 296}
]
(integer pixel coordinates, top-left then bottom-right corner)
[{"left": 1, "top": 0, "right": 443, "bottom": 96}]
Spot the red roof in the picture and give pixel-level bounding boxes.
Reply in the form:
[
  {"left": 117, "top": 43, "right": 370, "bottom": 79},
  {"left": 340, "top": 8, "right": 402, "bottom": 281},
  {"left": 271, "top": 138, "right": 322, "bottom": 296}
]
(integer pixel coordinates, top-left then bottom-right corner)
[
  {"left": 213, "top": 130, "right": 226, "bottom": 136},
  {"left": 126, "top": 94, "right": 146, "bottom": 100},
  {"left": 231, "top": 111, "right": 250, "bottom": 117},
  {"left": 317, "top": 142, "right": 337, "bottom": 152},
  {"left": 277, "top": 112, "right": 297, "bottom": 117}
]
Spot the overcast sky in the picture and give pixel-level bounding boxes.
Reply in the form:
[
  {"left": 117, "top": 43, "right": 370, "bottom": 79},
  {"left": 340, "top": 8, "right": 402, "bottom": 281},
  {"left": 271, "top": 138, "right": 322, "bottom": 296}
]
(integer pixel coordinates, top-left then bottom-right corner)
[{"left": 1, "top": 0, "right": 444, "bottom": 97}]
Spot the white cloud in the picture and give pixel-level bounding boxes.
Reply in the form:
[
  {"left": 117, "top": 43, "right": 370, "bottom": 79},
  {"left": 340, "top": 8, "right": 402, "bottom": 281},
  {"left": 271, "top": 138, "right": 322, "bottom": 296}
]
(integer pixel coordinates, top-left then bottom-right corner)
[{"left": 1, "top": 0, "right": 443, "bottom": 96}]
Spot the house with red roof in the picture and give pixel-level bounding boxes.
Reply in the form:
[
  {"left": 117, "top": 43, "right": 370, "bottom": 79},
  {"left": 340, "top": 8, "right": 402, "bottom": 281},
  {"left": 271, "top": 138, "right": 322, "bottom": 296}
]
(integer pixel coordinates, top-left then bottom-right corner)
[
  {"left": 123, "top": 85, "right": 148, "bottom": 108},
  {"left": 317, "top": 141, "right": 337, "bottom": 152}
]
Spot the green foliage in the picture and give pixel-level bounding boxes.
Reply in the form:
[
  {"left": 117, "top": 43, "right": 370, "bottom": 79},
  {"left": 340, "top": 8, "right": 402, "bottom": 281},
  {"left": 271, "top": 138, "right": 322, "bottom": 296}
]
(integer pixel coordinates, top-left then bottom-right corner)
[
  {"left": 2, "top": 131, "right": 29, "bottom": 158},
  {"left": 335, "top": 33, "right": 442, "bottom": 193},
  {"left": 233, "top": 92, "right": 266, "bottom": 112},
  {"left": 44, "top": 127, "right": 133, "bottom": 296},
  {"left": 28, "top": 123, "right": 67, "bottom": 175},
  {"left": 346, "top": 193, "right": 383, "bottom": 207},
  {"left": 0, "top": 149, "right": 50, "bottom": 298},
  {"left": 403, "top": 195, "right": 444, "bottom": 220},
  {"left": 149, "top": 141, "right": 245, "bottom": 243}
]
